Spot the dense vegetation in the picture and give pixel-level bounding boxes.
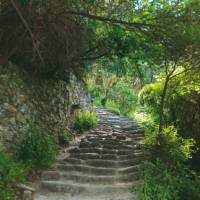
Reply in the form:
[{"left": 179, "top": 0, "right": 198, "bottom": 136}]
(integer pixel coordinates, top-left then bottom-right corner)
[
  {"left": 74, "top": 109, "right": 98, "bottom": 133},
  {"left": 0, "top": 123, "right": 58, "bottom": 199},
  {"left": 0, "top": 0, "right": 200, "bottom": 199},
  {"left": 17, "top": 124, "right": 58, "bottom": 168},
  {"left": 0, "top": 152, "right": 28, "bottom": 199}
]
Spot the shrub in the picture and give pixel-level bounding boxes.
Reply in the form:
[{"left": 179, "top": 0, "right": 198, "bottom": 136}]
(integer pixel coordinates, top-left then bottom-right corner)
[
  {"left": 145, "top": 126, "right": 195, "bottom": 165},
  {"left": 58, "top": 130, "right": 74, "bottom": 146},
  {"left": 105, "top": 100, "right": 121, "bottom": 115},
  {"left": 0, "top": 152, "right": 28, "bottom": 200},
  {"left": 74, "top": 110, "right": 98, "bottom": 132},
  {"left": 110, "top": 79, "right": 138, "bottom": 115},
  {"left": 132, "top": 110, "right": 157, "bottom": 134},
  {"left": 17, "top": 124, "right": 58, "bottom": 168},
  {"left": 138, "top": 82, "right": 164, "bottom": 121},
  {"left": 93, "top": 97, "right": 102, "bottom": 106},
  {"left": 0, "top": 140, "right": 5, "bottom": 152},
  {"left": 134, "top": 159, "right": 200, "bottom": 200},
  {"left": 134, "top": 125, "right": 199, "bottom": 200}
]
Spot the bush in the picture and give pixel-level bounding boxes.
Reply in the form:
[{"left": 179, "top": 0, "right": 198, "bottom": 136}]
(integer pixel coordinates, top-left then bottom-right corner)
[
  {"left": 145, "top": 126, "right": 195, "bottom": 165},
  {"left": 138, "top": 82, "right": 164, "bottom": 121},
  {"left": 0, "top": 152, "right": 28, "bottom": 200},
  {"left": 134, "top": 159, "right": 200, "bottom": 200},
  {"left": 105, "top": 100, "right": 121, "bottom": 115},
  {"left": 132, "top": 110, "right": 157, "bottom": 134},
  {"left": 17, "top": 124, "right": 58, "bottom": 168},
  {"left": 93, "top": 97, "right": 102, "bottom": 106},
  {"left": 110, "top": 78, "right": 138, "bottom": 115},
  {"left": 0, "top": 140, "right": 5, "bottom": 152},
  {"left": 58, "top": 130, "right": 74, "bottom": 146},
  {"left": 74, "top": 110, "right": 98, "bottom": 132}
]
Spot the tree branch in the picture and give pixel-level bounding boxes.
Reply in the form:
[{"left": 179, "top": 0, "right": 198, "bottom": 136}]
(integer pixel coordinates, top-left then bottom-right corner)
[
  {"left": 79, "top": 51, "right": 109, "bottom": 61},
  {"left": 64, "top": 10, "right": 156, "bottom": 29},
  {"left": 10, "top": 0, "right": 45, "bottom": 67}
]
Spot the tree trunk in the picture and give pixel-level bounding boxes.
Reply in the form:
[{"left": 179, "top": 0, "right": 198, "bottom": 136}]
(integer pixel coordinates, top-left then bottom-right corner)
[{"left": 159, "top": 76, "right": 170, "bottom": 133}]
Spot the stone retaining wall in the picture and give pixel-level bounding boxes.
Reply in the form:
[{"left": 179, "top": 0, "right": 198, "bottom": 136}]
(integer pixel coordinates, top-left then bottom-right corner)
[{"left": 0, "top": 64, "right": 91, "bottom": 147}]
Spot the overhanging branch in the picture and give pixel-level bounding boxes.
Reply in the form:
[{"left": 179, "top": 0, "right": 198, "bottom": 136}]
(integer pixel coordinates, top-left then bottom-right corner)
[
  {"left": 65, "top": 10, "right": 156, "bottom": 29},
  {"left": 10, "top": 0, "right": 45, "bottom": 67}
]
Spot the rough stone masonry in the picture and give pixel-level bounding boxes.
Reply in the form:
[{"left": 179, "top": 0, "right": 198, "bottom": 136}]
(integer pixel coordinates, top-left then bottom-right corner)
[{"left": 0, "top": 63, "right": 91, "bottom": 148}]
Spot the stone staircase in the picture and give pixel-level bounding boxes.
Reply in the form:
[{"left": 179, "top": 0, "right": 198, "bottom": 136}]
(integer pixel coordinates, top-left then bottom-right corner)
[{"left": 34, "top": 108, "right": 144, "bottom": 200}]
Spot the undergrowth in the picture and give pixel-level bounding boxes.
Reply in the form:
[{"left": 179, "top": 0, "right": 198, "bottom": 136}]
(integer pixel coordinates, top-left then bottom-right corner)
[
  {"left": 74, "top": 109, "right": 98, "bottom": 132},
  {"left": 17, "top": 124, "right": 58, "bottom": 168},
  {"left": 0, "top": 151, "right": 28, "bottom": 200}
]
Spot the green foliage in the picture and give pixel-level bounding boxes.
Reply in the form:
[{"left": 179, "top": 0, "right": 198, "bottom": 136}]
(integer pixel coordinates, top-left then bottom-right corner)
[
  {"left": 134, "top": 159, "right": 200, "bottom": 200},
  {"left": 17, "top": 124, "right": 58, "bottom": 168},
  {"left": 145, "top": 126, "right": 195, "bottom": 165},
  {"left": 138, "top": 70, "right": 200, "bottom": 170},
  {"left": 74, "top": 110, "right": 98, "bottom": 132},
  {"left": 138, "top": 82, "right": 163, "bottom": 121},
  {"left": 86, "top": 67, "right": 138, "bottom": 115},
  {"left": 135, "top": 70, "right": 200, "bottom": 199},
  {"left": 0, "top": 140, "right": 5, "bottom": 152},
  {"left": 93, "top": 97, "right": 102, "bottom": 107},
  {"left": 132, "top": 110, "right": 157, "bottom": 134},
  {"left": 105, "top": 100, "right": 121, "bottom": 115},
  {"left": 0, "top": 152, "right": 28, "bottom": 200},
  {"left": 58, "top": 130, "right": 74, "bottom": 146},
  {"left": 110, "top": 77, "right": 138, "bottom": 115}
]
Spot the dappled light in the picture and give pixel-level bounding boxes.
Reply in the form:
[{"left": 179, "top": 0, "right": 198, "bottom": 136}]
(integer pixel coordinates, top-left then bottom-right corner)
[{"left": 0, "top": 0, "right": 200, "bottom": 200}]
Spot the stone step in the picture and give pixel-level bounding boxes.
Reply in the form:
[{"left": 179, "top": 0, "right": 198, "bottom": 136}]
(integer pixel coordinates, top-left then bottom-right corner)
[
  {"left": 69, "top": 147, "right": 142, "bottom": 155},
  {"left": 118, "top": 165, "right": 140, "bottom": 175},
  {"left": 42, "top": 171, "right": 139, "bottom": 184},
  {"left": 87, "top": 134, "right": 114, "bottom": 138},
  {"left": 36, "top": 108, "right": 144, "bottom": 198},
  {"left": 79, "top": 142, "right": 138, "bottom": 150},
  {"left": 87, "top": 133, "right": 144, "bottom": 139},
  {"left": 60, "top": 157, "right": 142, "bottom": 168},
  {"left": 34, "top": 192, "right": 137, "bottom": 200},
  {"left": 99, "top": 121, "right": 138, "bottom": 127},
  {"left": 83, "top": 138, "right": 143, "bottom": 145},
  {"left": 89, "top": 129, "right": 143, "bottom": 135},
  {"left": 98, "top": 122, "right": 137, "bottom": 127},
  {"left": 57, "top": 164, "right": 116, "bottom": 175},
  {"left": 40, "top": 180, "right": 137, "bottom": 195},
  {"left": 125, "top": 130, "right": 144, "bottom": 135},
  {"left": 70, "top": 152, "right": 143, "bottom": 160},
  {"left": 86, "top": 158, "right": 141, "bottom": 168},
  {"left": 86, "top": 134, "right": 143, "bottom": 140},
  {"left": 56, "top": 163, "right": 139, "bottom": 176},
  {"left": 102, "top": 144, "right": 137, "bottom": 150}
]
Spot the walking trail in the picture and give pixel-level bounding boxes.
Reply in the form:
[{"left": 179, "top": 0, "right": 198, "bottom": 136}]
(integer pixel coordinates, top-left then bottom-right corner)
[{"left": 34, "top": 108, "right": 144, "bottom": 200}]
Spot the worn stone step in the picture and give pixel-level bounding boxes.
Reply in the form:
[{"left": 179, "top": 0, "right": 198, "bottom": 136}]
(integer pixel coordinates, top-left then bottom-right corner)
[
  {"left": 34, "top": 192, "right": 137, "bottom": 200},
  {"left": 79, "top": 141, "right": 138, "bottom": 150},
  {"left": 102, "top": 143, "right": 136, "bottom": 150},
  {"left": 62, "top": 173, "right": 138, "bottom": 185},
  {"left": 56, "top": 163, "right": 139, "bottom": 176},
  {"left": 118, "top": 165, "right": 140, "bottom": 174},
  {"left": 79, "top": 141, "right": 102, "bottom": 148},
  {"left": 125, "top": 129, "right": 144, "bottom": 134},
  {"left": 56, "top": 163, "right": 117, "bottom": 175},
  {"left": 42, "top": 171, "right": 138, "bottom": 184},
  {"left": 83, "top": 138, "right": 143, "bottom": 146},
  {"left": 86, "top": 134, "right": 144, "bottom": 140},
  {"left": 85, "top": 135, "right": 140, "bottom": 141},
  {"left": 40, "top": 180, "right": 136, "bottom": 195},
  {"left": 36, "top": 108, "right": 144, "bottom": 198},
  {"left": 70, "top": 152, "right": 143, "bottom": 160},
  {"left": 60, "top": 157, "right": 142, "bottom": 168},
  {"left": 86, "top": 158, "right": 142, "bottom": 168},
  {"left": 69, "top": 147, "right": 141, "bottom": 155},
  {"left": 88, "top": 130, "right": 143, "bottom": 136}
]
